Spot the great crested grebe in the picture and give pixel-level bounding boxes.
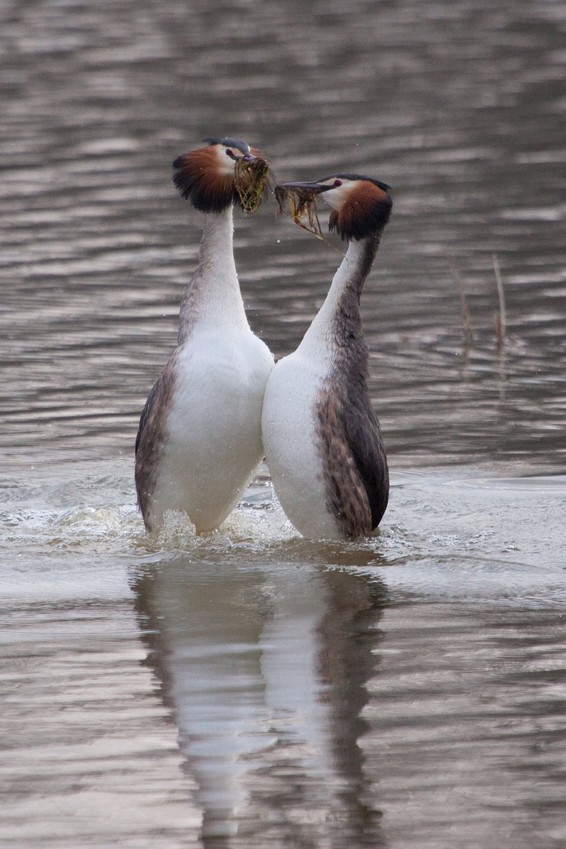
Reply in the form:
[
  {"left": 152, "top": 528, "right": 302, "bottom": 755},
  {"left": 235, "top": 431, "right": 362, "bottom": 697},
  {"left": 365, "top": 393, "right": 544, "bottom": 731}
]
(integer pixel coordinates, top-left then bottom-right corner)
[
  {"left": 135, "top": 137, "right": 274, "bottom": 533},
  {"left": 262, "top": 174, "right": 392, "bottom": 539}
]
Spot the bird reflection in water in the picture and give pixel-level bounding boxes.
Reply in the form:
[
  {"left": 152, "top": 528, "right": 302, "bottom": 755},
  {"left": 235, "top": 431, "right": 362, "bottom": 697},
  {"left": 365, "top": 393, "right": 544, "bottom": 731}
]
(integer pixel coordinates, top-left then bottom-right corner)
[{"left": 132, "top": 560, "right": 389, "bottom": 847}]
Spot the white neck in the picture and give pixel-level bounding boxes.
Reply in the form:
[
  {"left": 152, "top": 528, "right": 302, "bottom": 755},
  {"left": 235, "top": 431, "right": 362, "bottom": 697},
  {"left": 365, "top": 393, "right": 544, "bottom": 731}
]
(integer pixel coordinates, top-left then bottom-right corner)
[
  {"left": 298, "top": 239, "right": 368, "bottom": 356},
  {"left": 178, "top": 206, "right": 249, "bottom": 339}
]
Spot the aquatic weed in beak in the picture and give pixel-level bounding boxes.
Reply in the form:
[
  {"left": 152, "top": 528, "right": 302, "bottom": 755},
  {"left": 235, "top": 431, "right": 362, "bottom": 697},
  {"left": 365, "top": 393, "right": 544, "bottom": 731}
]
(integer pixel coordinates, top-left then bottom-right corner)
[
  {"left": 275, "top": 185, "right": 325, "bottom": 240},
  {"left": 234, "top": 157, "right": 270, "bottom": 214}
]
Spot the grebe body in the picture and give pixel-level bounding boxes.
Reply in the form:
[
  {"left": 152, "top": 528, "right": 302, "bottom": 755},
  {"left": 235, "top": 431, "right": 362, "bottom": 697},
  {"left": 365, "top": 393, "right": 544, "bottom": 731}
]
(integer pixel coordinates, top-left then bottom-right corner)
[
  {"left": 135, "top": 138, "right": 273, "bottom": 533},
  {"left": 262, "top": 175, "right": 392, "bottom": 539}
]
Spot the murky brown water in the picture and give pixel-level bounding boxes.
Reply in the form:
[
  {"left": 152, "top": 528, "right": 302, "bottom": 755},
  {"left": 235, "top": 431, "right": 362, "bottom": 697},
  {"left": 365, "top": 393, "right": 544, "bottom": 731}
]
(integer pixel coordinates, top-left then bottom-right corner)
[{"left": 1, "top": 0, "right": 565, "bottom": 846}]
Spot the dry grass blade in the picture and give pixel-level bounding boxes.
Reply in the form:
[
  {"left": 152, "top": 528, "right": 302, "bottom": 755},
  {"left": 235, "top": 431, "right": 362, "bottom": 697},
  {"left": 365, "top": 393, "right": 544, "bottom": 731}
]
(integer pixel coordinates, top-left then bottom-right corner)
[
  {"left": 446, "top": 252, "right": 475, "bottom": 347},
  {"left": 234, "top": 158, "right": 270, "bottom": 214},
  {"left": 493, "top": 253, "right": 507, "bottom": 349},
  {"left": 275, "top": 185, "right": 325, "bottom": 240}
]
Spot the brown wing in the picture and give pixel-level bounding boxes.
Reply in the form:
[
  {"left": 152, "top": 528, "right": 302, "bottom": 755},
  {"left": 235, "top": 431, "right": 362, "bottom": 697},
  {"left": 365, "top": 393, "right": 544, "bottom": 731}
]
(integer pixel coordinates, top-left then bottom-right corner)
[
  {"left": 346, "top": 399, "right": 389, "bottom": 529},
  {"left": 316, "top": 385, "right": 389, "bottom": 538},
  {"left": 134, "top": 360, "right": 177, "bottom": 530}
]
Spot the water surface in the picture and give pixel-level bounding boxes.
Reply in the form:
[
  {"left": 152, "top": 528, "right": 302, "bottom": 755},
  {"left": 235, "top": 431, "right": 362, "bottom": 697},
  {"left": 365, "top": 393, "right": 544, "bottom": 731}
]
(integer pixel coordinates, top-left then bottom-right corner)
[{"left": 1, "top": 0, "right": 565, "bottom": 846}]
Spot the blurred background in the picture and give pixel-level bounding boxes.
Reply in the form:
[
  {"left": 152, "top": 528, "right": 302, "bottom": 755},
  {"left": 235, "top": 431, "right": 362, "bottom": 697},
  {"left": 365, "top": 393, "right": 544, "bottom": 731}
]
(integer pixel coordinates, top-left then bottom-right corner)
[{"left": 2, "top": 0, "right": 565, "bottom": 472}]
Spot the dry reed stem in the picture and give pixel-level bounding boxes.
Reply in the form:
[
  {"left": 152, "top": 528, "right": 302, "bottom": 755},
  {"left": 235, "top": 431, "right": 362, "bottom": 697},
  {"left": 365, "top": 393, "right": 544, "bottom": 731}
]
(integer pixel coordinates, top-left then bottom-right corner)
[
  {"left": 235, "top": 158, "right": 270, "bottom": 214},
  {"left": 446, "top": 252, "right": 475, "bottom": 347},
  {"left": 493, "top": 253, "right": 507, "bottom": 348},
  {"left": 275, "top": 185, "right": 326, "bottom": 241}
]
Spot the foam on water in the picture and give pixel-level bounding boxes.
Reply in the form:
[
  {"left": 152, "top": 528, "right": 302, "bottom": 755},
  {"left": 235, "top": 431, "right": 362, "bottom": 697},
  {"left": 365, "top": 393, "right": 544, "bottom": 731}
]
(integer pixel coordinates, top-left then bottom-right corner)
[{"left": 2, "top": 460, "right": 565, "bottom": 609}]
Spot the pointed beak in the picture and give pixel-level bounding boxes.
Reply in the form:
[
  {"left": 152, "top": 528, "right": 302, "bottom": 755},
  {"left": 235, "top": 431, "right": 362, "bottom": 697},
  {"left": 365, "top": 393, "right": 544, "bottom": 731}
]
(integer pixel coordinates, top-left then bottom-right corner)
[
  {"left": 242, "top": 152, "right": 255, "bottom": 162},
  {"left": 279, "top": 180, "right": 330, "bottom": 194}
]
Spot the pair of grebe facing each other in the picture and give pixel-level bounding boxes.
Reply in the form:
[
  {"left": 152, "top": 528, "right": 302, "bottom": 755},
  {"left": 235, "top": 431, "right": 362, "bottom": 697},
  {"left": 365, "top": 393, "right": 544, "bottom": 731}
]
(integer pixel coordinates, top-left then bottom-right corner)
[{"left": 135, "top": 137, "right": 393, "bottom": 540}]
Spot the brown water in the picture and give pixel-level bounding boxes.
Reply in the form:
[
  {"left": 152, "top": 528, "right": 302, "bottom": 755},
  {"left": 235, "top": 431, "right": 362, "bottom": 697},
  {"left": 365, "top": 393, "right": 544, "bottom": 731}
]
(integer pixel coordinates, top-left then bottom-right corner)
[{"left": 1, "top": 1, "right": 566, "bottom": 847}]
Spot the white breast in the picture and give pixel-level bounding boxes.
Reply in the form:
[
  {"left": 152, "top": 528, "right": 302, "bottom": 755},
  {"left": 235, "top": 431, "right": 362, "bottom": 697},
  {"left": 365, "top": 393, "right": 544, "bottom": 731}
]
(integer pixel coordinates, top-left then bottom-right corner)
[
  {"left": 261, "top": 349, "right": 341, "bottom": 539},
  {"left": 152, "top": 325, "right": 273, "bottom": 533}
]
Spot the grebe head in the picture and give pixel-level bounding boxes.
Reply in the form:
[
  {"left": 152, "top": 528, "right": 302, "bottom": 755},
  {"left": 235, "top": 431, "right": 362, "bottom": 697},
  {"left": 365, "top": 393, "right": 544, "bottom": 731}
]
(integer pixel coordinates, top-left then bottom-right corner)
[
  {"left": 173, "top": 137, "right": 269, "bottom": 214},
  {"left": 278, "top": 174, "right": 392, "bottom": 241}
]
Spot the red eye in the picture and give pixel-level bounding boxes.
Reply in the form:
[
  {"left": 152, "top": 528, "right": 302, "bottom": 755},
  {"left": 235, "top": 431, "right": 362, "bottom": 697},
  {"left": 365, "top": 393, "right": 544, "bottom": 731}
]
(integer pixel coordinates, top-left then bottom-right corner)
[{"left": 333, "top": 179, "right": 342, "bottom": 187}]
